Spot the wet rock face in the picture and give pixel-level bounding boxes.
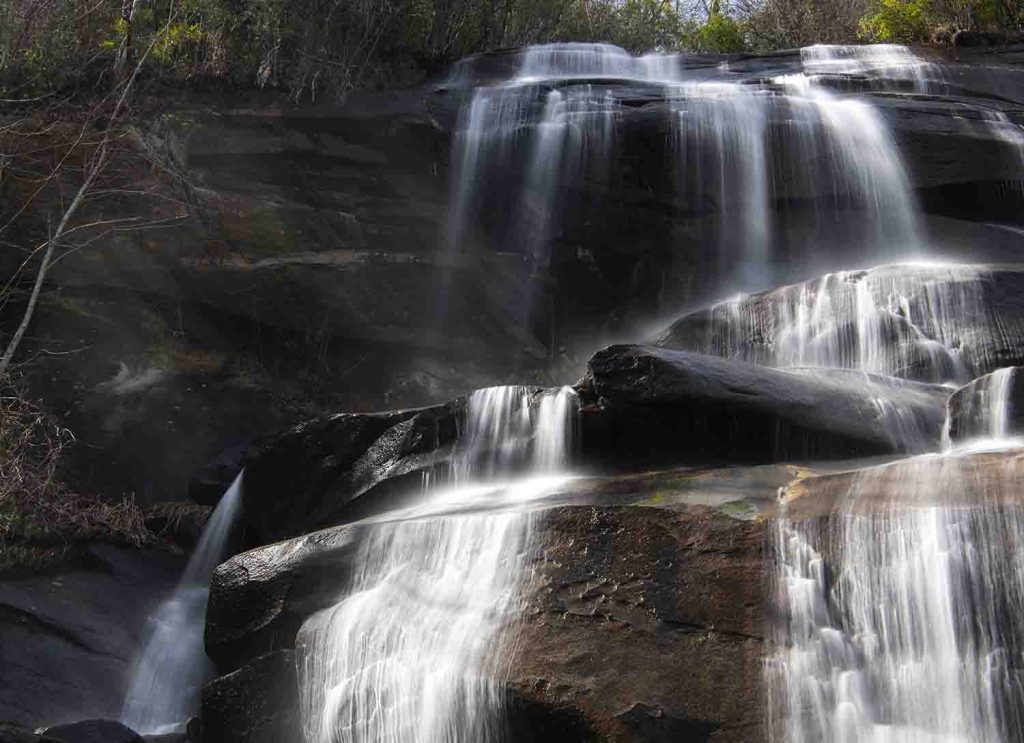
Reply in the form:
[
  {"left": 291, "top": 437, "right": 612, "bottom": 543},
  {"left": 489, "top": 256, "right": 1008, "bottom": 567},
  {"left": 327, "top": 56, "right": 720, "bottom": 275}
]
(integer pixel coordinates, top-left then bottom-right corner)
[
  {"left": 510, "top": 506, "right": 765, "bottom": 743},
  {"left": 947, "top": 367, "right": 1024, "bottom": 442},
  {"left": 0, "top": 545, "right": 184, "bottom": 729},
  {"left": 202, "top": 500, "right": 770, "bottom": 742},
  {"left": 229, "top": 341, "right": 945, "bottom": 551},
  {"left": 12, "top": 47, "right": 1023, "bottom": 506},
  {"left": 200, "top": 651, "right": 299, "bottom": 743},
  {"left": 579, "top": 344, "right": 947, "bottom": 467}
]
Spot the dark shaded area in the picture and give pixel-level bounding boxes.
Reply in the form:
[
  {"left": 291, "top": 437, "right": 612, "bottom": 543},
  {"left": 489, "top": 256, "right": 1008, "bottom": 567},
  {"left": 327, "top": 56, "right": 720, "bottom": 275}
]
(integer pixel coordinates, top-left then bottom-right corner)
[
  {"left": 201, "top": 651, "right": 299, "bottom": 743},
  {"left": 578, "top": 345, "right": 946, "bottom": 468}
]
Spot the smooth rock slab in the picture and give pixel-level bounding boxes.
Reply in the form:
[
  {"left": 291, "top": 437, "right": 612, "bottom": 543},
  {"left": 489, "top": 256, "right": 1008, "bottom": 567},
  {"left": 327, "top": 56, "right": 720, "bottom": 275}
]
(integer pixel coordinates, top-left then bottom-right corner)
[
  {"left": 203, "top": 496, "right": 770, "bottom": 741},
  {"left": 0, "top": 545, "right": 183, "bottom": 728},
  {"left": 780, "top": 448, "right": 1024, "bottom": 520},
  {"left": 579, "top": 345, "right": 947, "bottom": 468},
  {"left": 41, "top": 721, "right": 141, "bottom": 743}
]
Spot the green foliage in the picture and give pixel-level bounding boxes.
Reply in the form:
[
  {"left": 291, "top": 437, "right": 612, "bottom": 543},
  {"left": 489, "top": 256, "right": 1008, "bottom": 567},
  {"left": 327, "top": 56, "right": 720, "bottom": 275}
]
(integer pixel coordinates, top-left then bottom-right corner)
[
  {"left": 600, "top": 0, "right": 690, "bottom": 53},
  {"left": 3, "top": 0, "right": 1018, "bottom": 101},
  {"left": 858, "top": 0, "right": 930, "bottom": 41},
  {"left": 858, "top": 0, "right": 1023, "bottom": 42},
  {"left": 695, "top": 4, "right": 747, "bottom": 52}
]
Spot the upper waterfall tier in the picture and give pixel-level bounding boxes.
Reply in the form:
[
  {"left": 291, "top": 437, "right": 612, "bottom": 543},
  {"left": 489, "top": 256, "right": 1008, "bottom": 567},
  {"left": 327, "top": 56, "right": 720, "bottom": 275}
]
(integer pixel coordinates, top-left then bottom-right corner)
[
  {"left": 441, "top": 42, "right": 1024, "bottom": 306},
  {"left": 656, "top": 263, "right": 1024, "bottom": 384}
]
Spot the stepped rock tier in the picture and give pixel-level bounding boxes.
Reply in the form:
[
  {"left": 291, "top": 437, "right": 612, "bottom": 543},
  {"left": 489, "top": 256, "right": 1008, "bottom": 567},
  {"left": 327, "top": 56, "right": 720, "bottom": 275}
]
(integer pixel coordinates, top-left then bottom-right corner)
[
  {"left": 13, "top": 43, "right": 1022, "bottom": 504},
  {"left": 8, "top": 41, "right": 1024, "bottom": 743},
  {"left": 194, "top": 43, "right": 1024, "bottom": 743}
]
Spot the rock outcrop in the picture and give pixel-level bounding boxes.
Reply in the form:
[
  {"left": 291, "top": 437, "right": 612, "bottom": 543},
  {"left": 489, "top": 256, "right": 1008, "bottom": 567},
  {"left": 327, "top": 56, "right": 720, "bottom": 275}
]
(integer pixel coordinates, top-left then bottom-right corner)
[
  {"left": 579, "top": 345, "right": 947, "bottom": 467},
  {"left": 0, "top": 545, "right": 183, "bottom": 728},
  {"left": 201, "top": 492, "right": 772, "bottom": 742},
  {"left": 225, "top": 342, "right": 946, "bottom": 547},
  {"left": 9, "top": 46, "right": 1022, "bottom": 505}
]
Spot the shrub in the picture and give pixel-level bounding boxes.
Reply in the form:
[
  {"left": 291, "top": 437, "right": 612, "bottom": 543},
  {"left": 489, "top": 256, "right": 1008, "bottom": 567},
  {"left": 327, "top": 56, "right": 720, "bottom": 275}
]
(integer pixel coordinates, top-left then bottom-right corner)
[{"left": 0, "top": 381, "right": 153, "bottom": 574}]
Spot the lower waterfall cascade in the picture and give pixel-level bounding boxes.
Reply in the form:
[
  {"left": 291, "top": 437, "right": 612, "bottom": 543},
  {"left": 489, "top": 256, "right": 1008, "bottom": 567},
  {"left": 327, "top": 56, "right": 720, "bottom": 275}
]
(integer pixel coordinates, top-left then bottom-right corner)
[
  {"left": 297, "top": 386, "right": 578, "bottom": 743},
  {"left": 121, "top": 472, "right": 245, "bottom": 734},
  {"left": 109, "top": 40, "right": 1024, "bottom": 743}
]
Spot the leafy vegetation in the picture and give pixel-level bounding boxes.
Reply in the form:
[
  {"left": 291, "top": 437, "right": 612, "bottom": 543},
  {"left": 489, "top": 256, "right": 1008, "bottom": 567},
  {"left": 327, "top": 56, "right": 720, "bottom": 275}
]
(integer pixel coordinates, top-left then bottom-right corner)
[
  {"left": 858, "top": 0, "right": 1023, "bottom": 42},
  {"left": 0, "top": 0, "right": 1021, "bottom": 100}
]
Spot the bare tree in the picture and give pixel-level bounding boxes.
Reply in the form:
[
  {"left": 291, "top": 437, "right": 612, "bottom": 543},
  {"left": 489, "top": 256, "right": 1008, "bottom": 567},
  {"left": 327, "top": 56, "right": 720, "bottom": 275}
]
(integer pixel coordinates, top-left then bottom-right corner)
[{"left": 0, "top": 10, "right": 184, "bottom": 374}]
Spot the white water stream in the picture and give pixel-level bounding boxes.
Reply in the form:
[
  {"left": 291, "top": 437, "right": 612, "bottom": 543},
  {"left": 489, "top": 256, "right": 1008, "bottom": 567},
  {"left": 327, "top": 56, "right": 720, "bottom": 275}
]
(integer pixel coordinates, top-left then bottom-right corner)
[
  {"left": 297, "top": 386, "right": 577, "bottom": 743},
  {"left": 769, "top": 450, "right": 1024, "bottom": 743},
  {"left": 121, "top": 472, "right": 244, "bottom": 733}
]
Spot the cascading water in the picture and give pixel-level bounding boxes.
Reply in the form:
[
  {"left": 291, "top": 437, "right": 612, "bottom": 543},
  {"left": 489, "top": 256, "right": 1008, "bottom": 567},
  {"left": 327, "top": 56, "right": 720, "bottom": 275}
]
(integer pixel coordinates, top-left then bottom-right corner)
[
  {"left": 121, "top": 472, "right": 244, "bottom": 733},
  {"left": 442, "top": 40, "right": 929, "bottom": 315},
  {"left": 174, "top": 42, "right": 1021, "bottom": 743},
  {"left": 769, "top": 453, "right": 1024, "bottom": 743},
  {"left": 297, "top": 386, "right": 577, "bottom": 743},
  {"left": 799, "top": 43, "right": 939, "bottom": 92},
  {"left": 660, "top": 263, "right": 1023, "bottom": 384}
]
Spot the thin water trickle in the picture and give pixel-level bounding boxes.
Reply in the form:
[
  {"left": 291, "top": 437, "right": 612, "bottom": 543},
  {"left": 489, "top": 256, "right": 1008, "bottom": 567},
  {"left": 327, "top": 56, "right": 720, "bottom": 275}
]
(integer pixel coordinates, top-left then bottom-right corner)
[
  {"left": 121, "top": 472, "right": 244, "bottom": 734},
  {"left": 297, "top": 387, "right": 577, "bottom": 743}
]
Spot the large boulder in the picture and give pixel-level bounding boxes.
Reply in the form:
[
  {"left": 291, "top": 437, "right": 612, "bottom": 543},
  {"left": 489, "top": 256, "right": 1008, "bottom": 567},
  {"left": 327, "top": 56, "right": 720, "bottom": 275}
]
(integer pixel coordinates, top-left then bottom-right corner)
[
  {"left": 655, "top": 264, "right": 1024, "bottom": 383},
  {"left": 0, "top": 545, "right": 183, "bottom": 728},
  {"left": 578, "top": 345, "right": 948, "bottom": 468},
  {"left": 202, "top": 497, "right": 768, "bottom": 742},
  {"left": 202, "top": 484, "right": 771, "bottom": 742},
  {"left": 238, "top": 404, "right": 459, "bottom": 545},
  {"left": 510, "top": 505, "right": 765, "bottom": 742},
  {"left": 205, "top": 462, "right": 806, "bottom": 672}
]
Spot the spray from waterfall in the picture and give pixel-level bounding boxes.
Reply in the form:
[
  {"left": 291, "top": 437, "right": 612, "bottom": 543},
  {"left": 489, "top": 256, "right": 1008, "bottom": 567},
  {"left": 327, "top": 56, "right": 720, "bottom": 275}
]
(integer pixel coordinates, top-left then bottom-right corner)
[
  {"left": 298, "top": 386, "right": 577, "bottom": 743},
  {"left": 121, "top": 471, "right": 244, "bottom": 734}
]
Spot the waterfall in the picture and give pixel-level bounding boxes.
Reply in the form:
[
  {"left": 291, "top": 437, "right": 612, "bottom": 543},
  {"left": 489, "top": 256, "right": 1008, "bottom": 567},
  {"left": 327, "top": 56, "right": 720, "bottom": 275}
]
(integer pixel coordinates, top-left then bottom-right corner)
[
  {"left": 121, "top": 472, "right": 244, "bottom": 734},
  {"left": 297, "top": 386, "right": 577, "bottom": 743},
  {"left": 769, "top": 453, "right": 1024, "bottom": 743},
  {"left": 799, "top": 44, "right": 938, "bottom": 92},
  {"left": 444, "top": 41, "right": 926, "bottom": 315},
  {"left": 666, "top": 264, "right": 1011, "bottom": 383}
]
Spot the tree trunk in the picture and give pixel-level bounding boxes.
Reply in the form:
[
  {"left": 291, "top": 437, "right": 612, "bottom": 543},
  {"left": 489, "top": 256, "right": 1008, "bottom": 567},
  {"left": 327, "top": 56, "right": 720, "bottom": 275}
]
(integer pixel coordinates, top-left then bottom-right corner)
[{"left": 115, "top": 0, "right": 136, "bottom": 82}]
